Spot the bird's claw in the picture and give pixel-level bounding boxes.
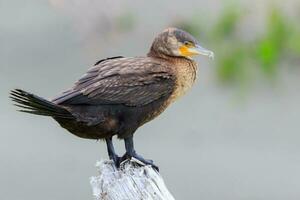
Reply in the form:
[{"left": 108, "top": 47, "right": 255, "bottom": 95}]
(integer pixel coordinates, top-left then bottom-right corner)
[{"left": 117, "top": 152, "right": 159, "bottom": 172}]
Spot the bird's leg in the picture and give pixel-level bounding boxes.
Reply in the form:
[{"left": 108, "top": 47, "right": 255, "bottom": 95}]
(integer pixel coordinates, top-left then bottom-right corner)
[
  {"left": 121, "top": 135, "right": 159, "bottom": 171},
  {"left": 105, "top": 137, "right": 120, "bottom": 167}
]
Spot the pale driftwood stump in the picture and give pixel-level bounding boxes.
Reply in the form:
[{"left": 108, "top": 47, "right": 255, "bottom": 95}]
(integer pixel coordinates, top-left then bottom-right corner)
[{"left": 90, "top": 158, "right": 175, "bottom": 200}]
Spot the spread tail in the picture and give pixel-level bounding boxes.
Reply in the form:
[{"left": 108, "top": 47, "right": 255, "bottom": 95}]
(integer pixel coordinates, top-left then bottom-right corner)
[{"left": 10, "top": 89, "right": 74, "bottom": 119}]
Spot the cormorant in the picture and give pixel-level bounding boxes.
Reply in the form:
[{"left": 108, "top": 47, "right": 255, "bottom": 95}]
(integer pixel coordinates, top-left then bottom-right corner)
[{"left": 10, "top": 28, "right": 214, "bottom": 171}]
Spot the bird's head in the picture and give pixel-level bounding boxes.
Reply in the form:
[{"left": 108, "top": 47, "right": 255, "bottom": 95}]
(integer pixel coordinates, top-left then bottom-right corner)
[{"left": 149, "top": 27, "right": 214, "bottom": 60}]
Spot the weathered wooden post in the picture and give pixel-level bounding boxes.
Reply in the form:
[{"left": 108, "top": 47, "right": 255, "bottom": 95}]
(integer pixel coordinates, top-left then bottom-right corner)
[{"left": 90, "top": 158, "right": 175, "bottom": 200}]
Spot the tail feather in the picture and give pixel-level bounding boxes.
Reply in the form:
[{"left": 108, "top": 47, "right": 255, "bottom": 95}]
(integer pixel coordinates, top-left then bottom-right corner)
[{"left": 10, "top": 89, "right": 75, "bottom": 119}]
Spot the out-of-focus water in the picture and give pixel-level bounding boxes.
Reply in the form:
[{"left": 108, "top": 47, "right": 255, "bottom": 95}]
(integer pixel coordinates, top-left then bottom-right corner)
[{"left": 1, "top": 0, "right": 300, "bottom": 199}]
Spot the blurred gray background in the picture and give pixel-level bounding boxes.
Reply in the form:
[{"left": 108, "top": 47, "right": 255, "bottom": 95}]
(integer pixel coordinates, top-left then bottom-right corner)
[{"left": 1, "top": 0, "right": 300, "bottom": 199}]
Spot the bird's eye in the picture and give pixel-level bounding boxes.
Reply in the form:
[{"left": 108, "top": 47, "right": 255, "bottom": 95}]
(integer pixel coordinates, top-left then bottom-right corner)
[{"left": 184, "top": 41, "right": 193, "bottom": 46}]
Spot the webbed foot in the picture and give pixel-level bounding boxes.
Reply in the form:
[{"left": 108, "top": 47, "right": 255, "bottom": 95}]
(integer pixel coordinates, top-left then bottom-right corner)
[{"left": 120, "top": 151, "right": 159, "bottom": 172}]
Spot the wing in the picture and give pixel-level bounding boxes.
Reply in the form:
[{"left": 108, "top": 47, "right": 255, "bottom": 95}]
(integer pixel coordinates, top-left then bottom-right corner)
[{"left": 52, "top": 57, "right": 175, "bottom": 107}]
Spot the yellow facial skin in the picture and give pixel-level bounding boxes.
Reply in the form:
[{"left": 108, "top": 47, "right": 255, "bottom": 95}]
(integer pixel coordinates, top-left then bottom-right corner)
[
  {"left": 179, "top": 43, "right": 198, "bottom": 57},
  {"left": 179, "top": 42, "right": 215, "bottom": 59}
]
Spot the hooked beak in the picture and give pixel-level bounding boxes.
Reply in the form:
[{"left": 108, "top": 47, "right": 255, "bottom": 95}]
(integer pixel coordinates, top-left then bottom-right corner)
[{"left": 189, "top": 44, "right": 214, "bottom": 59}]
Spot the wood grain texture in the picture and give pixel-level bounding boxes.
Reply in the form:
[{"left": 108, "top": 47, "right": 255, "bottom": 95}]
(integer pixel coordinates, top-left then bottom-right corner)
[{"left": 90, "top": 159, "right": 175, "bottom": 200}]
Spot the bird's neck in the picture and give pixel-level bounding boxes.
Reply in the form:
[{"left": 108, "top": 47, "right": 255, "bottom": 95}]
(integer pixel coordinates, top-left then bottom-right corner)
[
  {"left": 147, "top": 48, "right": 194, "bottom": 64},
  {"left": 147, "top": 48, "right": 168, "bottom": 59},
  {"left": 148, "top": 49, "right": 197, "bottom": 70}
]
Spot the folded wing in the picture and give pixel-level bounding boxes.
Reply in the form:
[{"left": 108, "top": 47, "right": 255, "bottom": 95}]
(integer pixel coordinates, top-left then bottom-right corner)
[{"left": 52, "top": 57, "right": 175, "bottom": 107}]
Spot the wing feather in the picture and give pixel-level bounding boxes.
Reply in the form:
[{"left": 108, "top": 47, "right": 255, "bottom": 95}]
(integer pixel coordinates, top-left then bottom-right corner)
[{"left": 52, "top": 57, "right": 175, "bottom": 107}]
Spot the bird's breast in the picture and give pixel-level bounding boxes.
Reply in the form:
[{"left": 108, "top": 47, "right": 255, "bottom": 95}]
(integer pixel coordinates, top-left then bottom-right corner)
[
  {"left": 169, "top": 59, "right": 197, "bottom": 103},
  {"left": 135, "top": 59, "right": 197, "bottom": 125}
]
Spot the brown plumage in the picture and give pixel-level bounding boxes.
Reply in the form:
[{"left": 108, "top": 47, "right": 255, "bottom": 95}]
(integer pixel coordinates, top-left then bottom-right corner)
[{"left": 10, "top": 27, "right": 213, "bottom": 170}]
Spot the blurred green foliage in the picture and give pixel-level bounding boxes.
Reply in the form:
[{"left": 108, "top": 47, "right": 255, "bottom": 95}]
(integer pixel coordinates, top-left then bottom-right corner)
[
  {"left": 212, "top": 7, "right": 240, "bottom": 39},
  {"left": 217, "top": 46, "right": 248, "bottom": 83},
  {"left": 175, "top": 6, "right": 300, "bottom": 87},
  {"left": 255, "top": 9, "right": 289, "bottom": 77}
]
